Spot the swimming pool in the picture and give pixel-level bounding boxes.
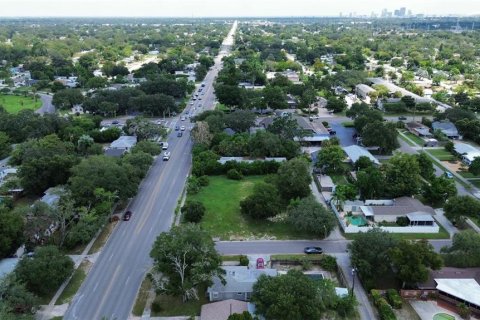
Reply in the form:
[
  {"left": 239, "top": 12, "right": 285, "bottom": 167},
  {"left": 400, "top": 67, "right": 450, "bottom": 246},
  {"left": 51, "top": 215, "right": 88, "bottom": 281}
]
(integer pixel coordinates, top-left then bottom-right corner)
[
  {"left": 346, "top": 215, "right": 368, "bottom": 226},
  {"left": 433, "top": 313, "right": 456, "bottom": 320}
]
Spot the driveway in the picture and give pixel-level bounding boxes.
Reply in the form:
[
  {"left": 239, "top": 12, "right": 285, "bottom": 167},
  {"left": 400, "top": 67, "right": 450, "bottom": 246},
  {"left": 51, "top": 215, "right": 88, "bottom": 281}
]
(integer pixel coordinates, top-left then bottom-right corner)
[{"left": 410, "top": 300, "right": 460, "bottom": 320}]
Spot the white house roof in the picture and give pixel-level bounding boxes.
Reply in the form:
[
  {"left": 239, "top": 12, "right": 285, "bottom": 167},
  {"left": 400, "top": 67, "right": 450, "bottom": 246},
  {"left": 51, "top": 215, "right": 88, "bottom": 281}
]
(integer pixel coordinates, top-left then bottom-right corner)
[
  {"left": 0, "top": 258, "right": 19, "bottom": 278},
  {"left": 343, "top": 145, "right": 380, "bottom": 165},
  {"left": 432, "top": 121, "right": 459, "bottom": 137},
  {"left": 435, "top": 278, "right": 480, "bottom": 307},
  {"left": 356, "top": 84, "right": 375, "bottom": 93},
  {"left": 406, "top": 213, "right": 435, "bottom": 222},
  {"left": 454, "top": 143, "right": 480, "bottom": 162},
  {"left": 110, "top": 136, "right": 137, "bottom": 149}
]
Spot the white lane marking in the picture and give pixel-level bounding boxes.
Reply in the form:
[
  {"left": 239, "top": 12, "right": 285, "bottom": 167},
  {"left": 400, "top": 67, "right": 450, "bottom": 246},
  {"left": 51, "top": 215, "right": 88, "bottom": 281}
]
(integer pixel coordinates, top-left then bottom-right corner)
[
  {"left": 93, "top": 283, "right": 99, "bottom": 293},
  {"left": 108, "top": 253, "right": 114, "bottom": 262},
  {"left": 125, "top": 276, "right": 130, "bottom": 285}
]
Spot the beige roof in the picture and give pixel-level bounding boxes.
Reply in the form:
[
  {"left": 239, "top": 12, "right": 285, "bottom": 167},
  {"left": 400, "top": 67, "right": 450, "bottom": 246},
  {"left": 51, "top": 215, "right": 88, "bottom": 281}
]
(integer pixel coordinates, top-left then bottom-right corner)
[{"left": 201, "top": 299, "right": 248, "bottom": 320}]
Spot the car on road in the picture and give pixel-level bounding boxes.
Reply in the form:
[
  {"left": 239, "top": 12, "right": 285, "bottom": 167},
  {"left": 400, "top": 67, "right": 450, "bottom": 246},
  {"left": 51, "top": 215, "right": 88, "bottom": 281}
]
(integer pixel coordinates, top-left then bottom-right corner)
[
  {"left": 309, "top": 115, "right": 320, "bottom": 120},
  {"left": 304, "top": 247, "right": 323, "bottom": 254},
  {"left": 181, "top": 116, "right": 186, "bottom": 121},
  {"left": 162, "top": 142, "right": 168, "bottom": 150},
  {"left": 175, "top": 126, "right": 179, "bottom": 131},
  {"left": 444, "top": 171, "right": 454, "bottom": 179},
  {"left": 163, "top": 151, "right": 171, "bottom": 161},
  {"left": 180, "top": 126, "right": 186, "bottom": 131},
  {"left": 189, "top": 101, "right": 194, "bottom": 105},
  {"left": 123, "top": 210, "right": 132, "bottom": 221},
  {"left": 177, "top": 132, "right": 183, "bottom": 137},
  {"left": 398, "top": 116, "right": 407, "bottom": 120},
  {"left": 112, "top": 120, "right": 119, "bottom": 125}
]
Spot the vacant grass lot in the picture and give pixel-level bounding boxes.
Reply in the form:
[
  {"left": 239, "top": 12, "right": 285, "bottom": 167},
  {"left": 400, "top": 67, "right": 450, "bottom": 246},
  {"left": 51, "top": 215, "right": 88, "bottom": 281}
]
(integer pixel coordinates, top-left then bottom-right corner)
[
  {"left": 188, "top": 175, "right": 308, "bottom": 240},
  {"left": 0, "top": 94, "right": 41, "bottom": 113},
  {"left": 426, "top": 149, "right": 455, "bottom": 161},
  {"left": 151, "top": 285, "right": 208, "bottom": 317}
]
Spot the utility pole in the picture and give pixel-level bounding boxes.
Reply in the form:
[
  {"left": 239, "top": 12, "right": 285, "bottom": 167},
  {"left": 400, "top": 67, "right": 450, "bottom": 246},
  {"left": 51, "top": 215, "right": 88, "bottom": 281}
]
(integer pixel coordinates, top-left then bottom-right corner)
[{"left": 351, "top": 267, "right": 357, "bottom": 297}]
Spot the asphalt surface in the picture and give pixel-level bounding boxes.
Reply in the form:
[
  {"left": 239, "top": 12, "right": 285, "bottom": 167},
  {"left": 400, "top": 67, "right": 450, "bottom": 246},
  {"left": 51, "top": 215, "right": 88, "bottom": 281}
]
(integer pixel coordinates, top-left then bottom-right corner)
[
  {"left": 63, "top": 22, "right": 237, "bottom": 320},
  {"left": 35, "top": 93, "right": 55, "bottom": 114}
]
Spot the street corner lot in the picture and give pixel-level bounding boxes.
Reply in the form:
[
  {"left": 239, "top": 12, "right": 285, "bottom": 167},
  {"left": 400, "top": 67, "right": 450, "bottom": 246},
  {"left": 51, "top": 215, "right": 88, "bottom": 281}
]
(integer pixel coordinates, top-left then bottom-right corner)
[{"left": 187, "top": 175, "right": 311, "bottom": 241}]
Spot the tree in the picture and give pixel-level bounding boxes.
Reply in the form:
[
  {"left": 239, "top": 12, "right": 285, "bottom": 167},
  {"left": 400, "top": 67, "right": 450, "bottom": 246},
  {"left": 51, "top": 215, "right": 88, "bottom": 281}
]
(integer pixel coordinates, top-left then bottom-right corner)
[
  {"left": 354, "top": 156, "right": 375, "bottom": 171},
  {"left": 469, "top": 157, "right": 480, "bottom": 176},
  {"left": 150, "top": 224, "right": 224, "bottom": 302},
  {"left": 262, "top": 85, "right": 288, "bottom": 109},
  {"left": 444, "top": 195, "right": 480, "bottom": 225},
  {"left": 125, "top": 117, "right": 166, "bottom": 141},
  {"left": 122, "top": 151, "right": 154, "bottom": 182},
  {"left": 240, "top": 182, "right": 282, "bottom": 219},
  {"left": 224, "top": 110, "right": 256, "bottom": 133},
  {"left": 441, "top": 230, "right": 480, "bottom": 267},
  {"left": 227, "top": 311, "right": 254, "bottom": 320},
  {"left": 52, "top": 89, "right": 84, "bottom": 110},
  {"left": 129, "top": 94, "right": 176, "bottom": 116},
  {"left": 15, "top": 246, "right": 73, "bottom": 297},
  {"left": 252, "top": 270, "right": 323, "bottom": 320},
  {"left": 361, "top": 121, "right": 399, "bottom": 154},
  {"left": 348, "top": 228, "right": 398, "bottom": 290},
  {"left": 333, "top": 184, "right": 358, "bottom": 205},
  {"left": 0, "top": 211, "right": 24, "bottom": 259},
  {"left": 316, "top": 145, "right": 345, "bottom": 174},
  {"left": 195, "top": 64, "right": 208, "bottom": 82},
  {"left": 69, "top": 155, "right": 137, "bottom": 205},
  {"left": 346, "top": 102, "right": 370, "bottom": 119},
  {"left": 423, "top": 176, "right": 457, "bottom": 205},
  {"left": 0, "top": 274, "right": 38, "bottom": 315},
  {"left": 267, "top": 116, "right": 309, "bottom": 140},
  {"left": 276, "top": 158, "right": 312, "bottom": 201},
  {"left": 356, "top": 166, "right": 385, "bottom": 200},
  {"left": 0, "top": 132, "right": 12, "bottom": 160},
  {"left": 287, "top": 196, "right": 336, "bottom": 238},
  {"left": 131, "top": 140, "right": 162, "bottom": 156},
  {"left": 389, "top": 240, "right": 443, "bottom": 288},
  {"left": 416, "top": 153, "right": 435, "bottom": 181},
  {"left": 191, "top": 121, "right": 213, "bottom": 146},
  {"left": 77, "top": 134, "right": 94, "bottom": 156},
  {"left": 181, "top": 201, "right": 206, "bottom": 223},
  {"left": 215, "top": 84, "right": 244, "bottom": 108},
  {"left": 326, "top": 96, "right": 347, "bottom": 113},
  {"left": 12, "top": 134, "right": 77, "bottom": 195},
  {"left": 384, "top": 153, "right": 421, "bottom": 197}
]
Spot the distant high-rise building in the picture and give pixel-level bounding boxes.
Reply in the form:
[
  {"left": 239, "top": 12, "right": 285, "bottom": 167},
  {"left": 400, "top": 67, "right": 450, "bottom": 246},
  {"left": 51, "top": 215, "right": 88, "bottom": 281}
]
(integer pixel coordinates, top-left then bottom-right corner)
[
  {"left": 381, "top": 8, "right": 388, "bottom": 18},
  {"left": 399, "top": 7, "right": 407, "bottom": 17},
  {"left": 394, "top": 9, "right": 400, "bottom": 17},
  {"left": 407, "top": 10, "right": 412, "bottom": 17}
]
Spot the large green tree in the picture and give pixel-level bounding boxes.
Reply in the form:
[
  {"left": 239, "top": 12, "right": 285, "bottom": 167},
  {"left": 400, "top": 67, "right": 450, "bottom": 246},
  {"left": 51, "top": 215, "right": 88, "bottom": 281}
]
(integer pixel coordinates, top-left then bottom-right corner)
[
  {"left": 384, "top": 153, "right": 421, "bottom": 197},
  {"left": 356, "top": 166, "right": 385, "bottom": 200},
  {"left": 252, "top": 270, "right": 324, "bottom": 320},
  {"left": 361, "top": 121, "right": 399, "bottom": 154},
  {"left": 52, "top": 89, "right": 84, "bottom": 110},
  {"left": 276, "top": 158, "right": 312, "bottom": 201},
  {"left": 15, "top": 246, "right": 73, "bottom": 297},
  {"left": 441, "top": 230, "right": 480, "bottom": 267},
  {"left": 0, "top": 132, "right": 12, "bottom": 160},
  {"left": 150, "top": 224, "right": 224, "bottom": 302},
  {"left": 316, "top": 145, "right": 345, "bottom": 174},
  {"left": 287, "top": 196, "right": 336, "bottom": 238},
  {"left": 444, "top": 195, "right": 480, "bottom": 225},
  {"left": 224, "top": 110, "right": 256, "bottom": 133},
  {"left": 0, "top": 211, "right": 24, "bottom": 259},
  {"left": 389, "top": 240, "right": 443, "bottom": 288},
  {"left": 423, "top": 176, "right": 456, "bottom": 205},
  {"left": 240, "top": 182, "right": 282, "bottom": 219}
]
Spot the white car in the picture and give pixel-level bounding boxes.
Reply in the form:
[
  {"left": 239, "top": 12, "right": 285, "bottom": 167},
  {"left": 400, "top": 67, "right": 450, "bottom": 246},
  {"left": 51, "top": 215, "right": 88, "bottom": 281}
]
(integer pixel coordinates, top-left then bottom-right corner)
[
  {"left": 162, "top": 142, "right": 169, "bottom": 150},
  {"left": 162, "top": 151, "right": 171, "bottom": 161},
  {"left": 180, "top": 116, "right": 186, "bottom": 121},
  {"left": 180, "top": 126, "right": 186, "bottom": 131}
]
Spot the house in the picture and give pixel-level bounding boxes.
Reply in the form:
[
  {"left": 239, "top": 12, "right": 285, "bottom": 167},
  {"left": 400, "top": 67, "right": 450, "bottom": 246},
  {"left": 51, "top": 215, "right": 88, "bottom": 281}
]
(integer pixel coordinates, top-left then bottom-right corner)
[
  {"left": 406, "top": 122, "right": 432, "bottom": 137},
  {"left": 105, "top": 136, "right": 137, "bottom": 157},
  {"left": 333, "top": 86, "right": 349, "bottom": 96},
  {"left": 200, "top": 300, "right": 248, "bottom": 320},
  {"left": 432, "top": 121, "right": 461, "bottom": 139},
  {"left": 355, "top": 84, "right": 376, "bottom": 100},
  {"left": 54, "top": 76, "right": 79, "bottom": 88},
  {"left": 286, "top": 94, "right": 298, "bottom": 108},
  {"left": 343, "top": 145, "right": 380, "bottom": 166},
  {"left": 454, "top": 142, "right": 480, "bottom": 165},
  {"left": 207, "top": 266, "right": 278, "bottom": 301},
  {"left": 418, "top": 268, "right": 480, "bottom": 317},
  {"left": 0, "top": 167, "right": 17, "bottom": 186},
  {"left": 309, "top": 97, "right": 328, "bottom": 110},
  {"left": 294, "top": 116, "right": 330, "bottom": 144},
  {"left": 344, "top": 197, "right": 436, "bottom": 224}
]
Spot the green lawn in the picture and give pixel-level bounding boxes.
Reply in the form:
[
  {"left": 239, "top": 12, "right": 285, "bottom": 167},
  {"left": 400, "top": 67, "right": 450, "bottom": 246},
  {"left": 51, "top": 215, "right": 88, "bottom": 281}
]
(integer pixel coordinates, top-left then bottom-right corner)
[
  {"left": 403, "top": 132, "right": 425, "bottom": 146},
  {"left": 151, "top": 285, "right": 208, "bottom": 317},
  {"left": 329, "top": 174, "right": 349, "bottom": 186},
  {"left": 56, "top": 261, "right": 88, "bottom": 305},
  {"left": 341, "top": 121, "right": 354, "bottom": 128},
  {"left": 0, "top": 94, "right": 41, "bottom": 113},
  {"left": 426, "top": 149, "right": 455, "bottom": 161},
  {"left": 188, "top": 176, "right": 310, "bottom": 240},
  {"left": 398, "top": 132, "right": 417, "bottom": 147},
  {"left": 458, "top": 171, "right": 480, "bottom": 179},
  {"left": 469, "top": 180, "right": 480, "bottom": 188}
]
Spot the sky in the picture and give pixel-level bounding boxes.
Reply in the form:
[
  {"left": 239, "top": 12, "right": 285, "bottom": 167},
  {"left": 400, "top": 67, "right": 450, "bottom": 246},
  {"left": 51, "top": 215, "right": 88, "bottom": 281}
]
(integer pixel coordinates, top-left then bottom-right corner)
[{"left": 0, "top": 0, "right": 479, "bottom": 17}]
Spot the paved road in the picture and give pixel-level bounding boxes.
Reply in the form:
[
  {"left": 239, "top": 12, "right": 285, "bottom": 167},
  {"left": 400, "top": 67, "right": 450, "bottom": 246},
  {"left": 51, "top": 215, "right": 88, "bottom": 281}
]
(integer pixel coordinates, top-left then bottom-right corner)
[
  {"left": 35, "top": 93, "right": 55, "bottom": 114},
  {"left": 63, "top": 21, "right": 237, "bottom": 320}
]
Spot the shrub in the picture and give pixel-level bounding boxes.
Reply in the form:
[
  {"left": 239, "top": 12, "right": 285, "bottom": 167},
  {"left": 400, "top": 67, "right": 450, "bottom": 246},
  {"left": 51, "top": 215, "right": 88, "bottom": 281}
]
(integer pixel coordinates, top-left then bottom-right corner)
[
  {"left": 386, "top": 289, "right": 403, "bottom": 309},
  {"left": 322, "top": 121, "right": 329, "bottom": 127},
  {"left": 371, "top": 289, "right": 382, "bottom": 304},
  {"left": 151, "top": 301, "right": 162, "bottom": 313},
  {"left": 319, "top": 255, "right": 337, "bottom": 272},
  {"left": 227, "top": 169, "right": 243, "bottom": 180},
  {"left": 198, "top": 175, "right": 209, "bottom": 187},
  {"left": 457, "top": 302, "right": 471, "bottom": 319},
  {"left": 182, "top": 201, "right": 206, "bottom": 223},
  {"left": 396, "top": 216, "right": 409, "bottom": 227},
  {"left": 300, "top": 257, "right": 313, "bottom": 271},
  {"left": 239, "top": 255, "right": 249, "bottom": 266},
  {"left": 187, "top": 176, "right": 202, "bottom": 194},
  {"left": 377, "top": 298, "right": 397, "bottom": 320}
]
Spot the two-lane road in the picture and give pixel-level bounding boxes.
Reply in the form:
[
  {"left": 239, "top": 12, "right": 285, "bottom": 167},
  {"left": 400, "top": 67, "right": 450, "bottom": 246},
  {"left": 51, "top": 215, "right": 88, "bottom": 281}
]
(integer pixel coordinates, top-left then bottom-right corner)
[{"left": 64, "top": 21, "right": 237, "bottom": 320}]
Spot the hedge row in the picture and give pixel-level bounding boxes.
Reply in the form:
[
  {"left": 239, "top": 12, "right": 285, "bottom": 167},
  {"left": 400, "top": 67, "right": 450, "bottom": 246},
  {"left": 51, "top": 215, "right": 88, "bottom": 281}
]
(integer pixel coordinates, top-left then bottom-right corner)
[
  {"left": 192, "top": 158, "right": 281, "bottom": 177},
  {"left": 371, "top": 289, "right": 397, "bottom": 320}
]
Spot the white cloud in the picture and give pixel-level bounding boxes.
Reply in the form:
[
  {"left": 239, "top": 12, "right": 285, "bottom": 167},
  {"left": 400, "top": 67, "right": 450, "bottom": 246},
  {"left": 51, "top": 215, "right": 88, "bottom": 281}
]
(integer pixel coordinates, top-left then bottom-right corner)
[{"left": 0, "top": 0, "right": 478, "bottom": 17}]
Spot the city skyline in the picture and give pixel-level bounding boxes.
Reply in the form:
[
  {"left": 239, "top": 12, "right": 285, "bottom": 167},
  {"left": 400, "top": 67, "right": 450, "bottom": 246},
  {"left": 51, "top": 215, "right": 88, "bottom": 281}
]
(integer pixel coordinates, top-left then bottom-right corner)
[{"left": 0, "top": 0, "right": 479, "bottom": 17}]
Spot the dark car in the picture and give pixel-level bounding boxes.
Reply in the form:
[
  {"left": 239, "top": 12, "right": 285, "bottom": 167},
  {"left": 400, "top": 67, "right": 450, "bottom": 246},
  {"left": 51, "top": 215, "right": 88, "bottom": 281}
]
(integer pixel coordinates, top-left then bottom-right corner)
[
  {"left": 112, "top": 120, "right": 119, "bottom": 125},
  {"left": 177, "top": 132, "right": 183, "bottom": 137},
  {"left": 175, "top": 126, "right": 180, "bottom": 131},
  {"left": 123, "top": 210, "right": 132, "bottom": 221},
  {"left": 304, "top": 247, "right": 323, "bottom": 254},
  {"left": 398, "top": 116, "right": 407, "bottom": 120}
]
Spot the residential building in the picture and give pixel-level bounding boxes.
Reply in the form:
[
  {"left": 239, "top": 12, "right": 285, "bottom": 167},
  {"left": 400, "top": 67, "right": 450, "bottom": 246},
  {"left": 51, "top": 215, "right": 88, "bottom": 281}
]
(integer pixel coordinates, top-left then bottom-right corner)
[
  {"left": 105, "top": 136, "right": 137, "bottom": 157},
  {"left": 343, "top": 145, "right": 380, "bottom": 166},
  {"left": 286, "top": 94, "right": 298, "bottom": 108},
  {"left": 207, "top": 266, "right": 277, "bottom": 301},
  {"left": 406, "top": 122, "right": 432, "bottom": 138},
  {"left": 355, "top": 84, "right": 376, "bottom": 100},
  {"left": 454, "top": 142, "right": 480, "bottom": 165},
  {"left": 54, "top": 76, "right": 79, "bottom": 88},
  {"left": 294, "top": 116, "right": 330, "bottom": 144},
  {"left": 200, "top": 300, "right": 248, "bottom": 320},
  {"left": 432, "top": 121, "right": 461, "bottom": 139}
]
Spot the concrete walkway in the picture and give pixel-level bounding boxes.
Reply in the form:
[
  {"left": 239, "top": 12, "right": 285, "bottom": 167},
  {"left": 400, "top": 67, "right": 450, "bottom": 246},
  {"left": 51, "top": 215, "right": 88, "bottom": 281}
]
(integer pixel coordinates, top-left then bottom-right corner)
[
  {"left": 466, "top": 218, "right": 480, "bottom": 233},
  {"left": 434, "top": 208, "right": 458, "bottom": 237}
]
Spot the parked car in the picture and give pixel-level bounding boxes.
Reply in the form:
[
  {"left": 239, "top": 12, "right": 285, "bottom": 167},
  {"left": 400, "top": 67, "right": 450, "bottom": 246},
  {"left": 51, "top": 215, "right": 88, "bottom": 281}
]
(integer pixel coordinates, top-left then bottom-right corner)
[
  {"left": 175, "top": 126, "right": 180, "bottom": 131},
  {"left": 180, "top": 126, "right": 186, "bottom": 131},
  {"left": 304, "top": 247, "right": 323, "bottom": 254},
  {"left": 177, "top": 132, "right": 183, "bottom": 137},
  {"left": 444, "top": 171, "right": 454, "bottom": 179},
  {"left": 181, "top": 116, "right": 186, "bottom": 121},
  {"left": 162, "top": 142, "right": 169, "bottom": 150},
  {"left": 123, "top": 210, "right": 132, "bottom": 221},
  {"left": 398, "top": 116, "right": 407, "bottom": 120}
]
